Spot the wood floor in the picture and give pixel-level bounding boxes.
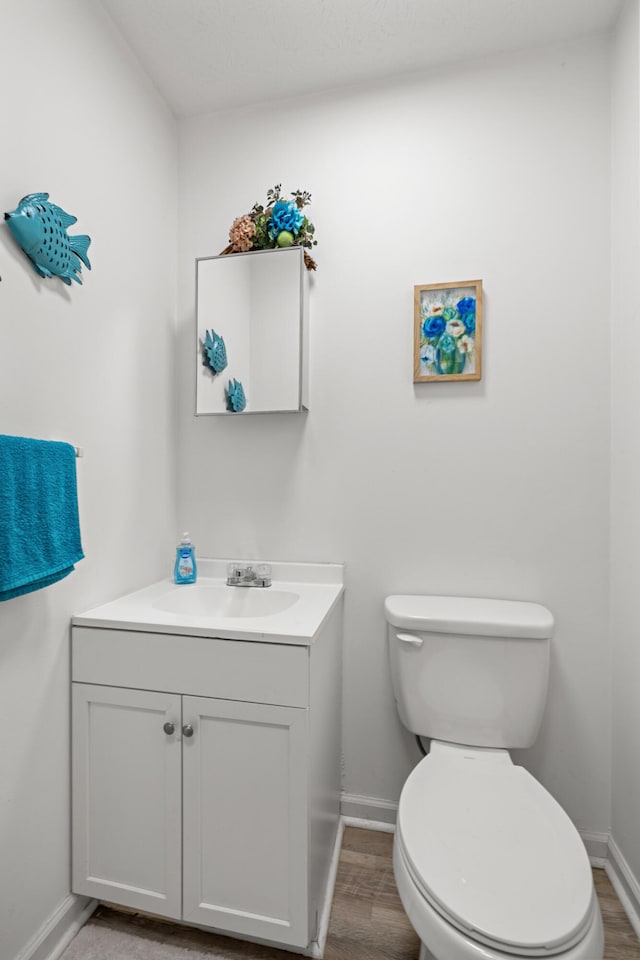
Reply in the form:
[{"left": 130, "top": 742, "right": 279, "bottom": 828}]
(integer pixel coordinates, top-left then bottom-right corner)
[
  {"left": 593, "top": 867, "right": 640, "bottom": 960},
  {"left": 83, "top": 826, "right": 640, "bottom": 960}
]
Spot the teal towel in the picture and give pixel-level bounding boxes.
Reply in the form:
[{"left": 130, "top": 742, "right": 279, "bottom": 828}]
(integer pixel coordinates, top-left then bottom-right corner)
[{"left": 0, "top": 435, "right": 84, "bottom": 601}]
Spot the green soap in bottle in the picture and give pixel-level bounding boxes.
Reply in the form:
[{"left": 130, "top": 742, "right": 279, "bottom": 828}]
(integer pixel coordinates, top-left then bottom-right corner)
[{"left": 174, "top": 532, "right": 197, "bottom": 584}]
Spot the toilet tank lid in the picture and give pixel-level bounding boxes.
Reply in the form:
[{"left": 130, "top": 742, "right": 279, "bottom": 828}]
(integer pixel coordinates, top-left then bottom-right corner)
[{"left": 384, "top": 595, "right": 554, "bottom": 639}]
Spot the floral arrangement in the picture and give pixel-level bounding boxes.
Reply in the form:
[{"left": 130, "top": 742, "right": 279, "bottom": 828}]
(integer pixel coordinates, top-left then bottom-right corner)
[
  {"left": 221, "top": 184, "right": 317, "bottom": 270},
  {"left": 419, "top": 293, "right": 477, "bottom": 377}
]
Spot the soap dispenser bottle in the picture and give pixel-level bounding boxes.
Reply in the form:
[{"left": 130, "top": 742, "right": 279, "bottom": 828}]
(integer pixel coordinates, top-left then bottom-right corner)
[{"left": 174, "top": 532, "right": 197, "bottom": 584}]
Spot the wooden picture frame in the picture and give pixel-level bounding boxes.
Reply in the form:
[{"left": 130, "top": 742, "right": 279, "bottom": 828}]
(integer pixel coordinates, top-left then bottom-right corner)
[{"left": 414, "top": 279, "right": 483, "bottom": 382}]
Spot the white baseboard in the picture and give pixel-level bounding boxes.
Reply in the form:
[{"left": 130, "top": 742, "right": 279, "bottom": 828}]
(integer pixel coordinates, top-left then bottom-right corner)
[
  {"left": 342, "top": 815, "right": 395, "bottom": 833},
  {"left": 581, "top": 831, "right": 610, "bottom": 866},
  {"left": 341, "top": 792, "right": 398, "bottom": 824},
  {"left": 13, "top": 894, "right": 97, "bottom": 960},
  {"left": 606, "top": 837, "right": 640, "bottom": 940}
]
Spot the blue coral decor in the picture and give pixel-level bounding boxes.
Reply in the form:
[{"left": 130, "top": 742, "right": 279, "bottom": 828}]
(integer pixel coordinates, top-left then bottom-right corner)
[
  {"left": 225, "top": 378, "right": 247, "bottom": 413},
  {"left": 202, "top": 329, "right": 228, "bottom": 374}
]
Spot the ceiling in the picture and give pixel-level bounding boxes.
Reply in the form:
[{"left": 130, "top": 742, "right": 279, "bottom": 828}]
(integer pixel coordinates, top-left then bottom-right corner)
[{"left": 98, "top": 0, "right": 624, "bottom": 119}]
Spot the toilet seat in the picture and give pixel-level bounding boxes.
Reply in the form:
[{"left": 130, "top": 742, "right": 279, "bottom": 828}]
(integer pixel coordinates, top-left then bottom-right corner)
[{"left": 397, "top": 742, "right": 595, "bottom": 957}]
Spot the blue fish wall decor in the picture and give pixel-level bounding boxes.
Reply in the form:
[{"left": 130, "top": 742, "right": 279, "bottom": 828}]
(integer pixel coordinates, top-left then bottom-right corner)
[{"left": 4, "top": 193, "right": 91, "bottom": 285}]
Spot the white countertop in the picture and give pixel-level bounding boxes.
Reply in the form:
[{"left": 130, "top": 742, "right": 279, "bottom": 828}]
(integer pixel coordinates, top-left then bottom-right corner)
[{"left": 72, "top": 559, "right": 345, "bottom": 644}]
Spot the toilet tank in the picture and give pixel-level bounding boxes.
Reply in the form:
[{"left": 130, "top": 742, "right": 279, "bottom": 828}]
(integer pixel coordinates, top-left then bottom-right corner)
[{"left": 385, "top": 595, "right": 554, "bottom": 749}]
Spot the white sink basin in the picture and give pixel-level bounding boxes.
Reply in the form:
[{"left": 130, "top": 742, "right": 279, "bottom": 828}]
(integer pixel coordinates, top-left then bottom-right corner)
[
  {"left": 73, "top": 560, "right": 344, "bottom": 642},
  {"left": 152, "top": 584, "right": 299, "bottom": 619}
]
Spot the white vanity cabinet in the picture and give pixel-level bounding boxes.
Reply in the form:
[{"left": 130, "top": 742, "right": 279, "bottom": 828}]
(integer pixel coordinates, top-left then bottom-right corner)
[
  {"left": 72, "top": 683, "right": 183, "bottom": 919},
  {"left": 71, "top": 602, "right": 342, "bottom": 955}
]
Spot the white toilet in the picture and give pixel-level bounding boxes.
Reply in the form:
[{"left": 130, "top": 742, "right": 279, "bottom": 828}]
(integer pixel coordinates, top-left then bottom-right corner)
[{"left": 385, "top": 595, "right": 604, "bottom": 960}]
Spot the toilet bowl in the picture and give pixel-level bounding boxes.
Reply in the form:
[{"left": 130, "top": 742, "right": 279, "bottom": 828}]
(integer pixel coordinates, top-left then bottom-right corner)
[
  {"left": 384, "top": 595, "right": 604, "bottom": 960},
  {"left": 393, "top": 742, "right": 603, "bottom": 960}
]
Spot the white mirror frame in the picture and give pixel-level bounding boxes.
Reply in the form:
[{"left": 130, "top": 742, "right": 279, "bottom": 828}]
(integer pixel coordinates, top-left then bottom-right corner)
[{"left": 195, "top": 246, "right": 308, "bottom": 416}]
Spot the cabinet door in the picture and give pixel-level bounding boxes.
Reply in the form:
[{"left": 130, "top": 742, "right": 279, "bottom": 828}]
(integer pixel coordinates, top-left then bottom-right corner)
[
  {"left": 72, "top": 683, "right": 182, "bottom": 919},
  {"left": 182, "top": 696, "right": 309, "bottom": 948}
]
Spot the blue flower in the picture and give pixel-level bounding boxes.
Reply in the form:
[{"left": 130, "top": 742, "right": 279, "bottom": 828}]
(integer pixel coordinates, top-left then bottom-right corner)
[
  {"left": 457, "top": 297, "right": 476, "bottom": 333},
  {"left": 423, "top": 314, "right": 446, "bottom": 339},
  {"left": 268, "top": 200, "right": 304, "bottom": 238}
]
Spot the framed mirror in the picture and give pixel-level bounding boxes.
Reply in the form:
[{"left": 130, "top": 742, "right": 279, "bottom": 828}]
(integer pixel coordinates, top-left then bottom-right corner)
[{"left": 195, "top": 246, "right": 308, "bottom": 415}]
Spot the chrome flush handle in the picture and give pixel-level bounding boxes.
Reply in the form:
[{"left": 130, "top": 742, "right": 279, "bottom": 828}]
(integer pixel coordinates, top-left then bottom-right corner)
[{"left": 396, "top": 632, "right": 424, "bottom": 648}]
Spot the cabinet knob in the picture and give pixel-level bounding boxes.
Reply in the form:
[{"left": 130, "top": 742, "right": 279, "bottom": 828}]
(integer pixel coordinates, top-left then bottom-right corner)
[
  {"left": 163, "top": 721, "right": 175, "bottom": 735},
  {"left": 182, "top": 723, "right": 194, "bottom": 738}
]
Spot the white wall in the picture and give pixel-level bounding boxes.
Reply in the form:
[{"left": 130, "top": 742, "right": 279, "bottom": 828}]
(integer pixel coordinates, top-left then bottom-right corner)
[
  {"left": 178, "top": 38, "right": 612, "bottom": 836},
  {"left": 0, "top": 2, "right": 177, "bottom": 958},
  {"left": 611, "top": 0, "right": 640, "bottom": 882}
]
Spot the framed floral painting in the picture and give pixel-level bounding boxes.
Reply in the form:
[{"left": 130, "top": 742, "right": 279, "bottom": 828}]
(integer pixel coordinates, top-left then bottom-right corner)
[{"left": 414, "top": 279, "right": 482, "bottom": 382}]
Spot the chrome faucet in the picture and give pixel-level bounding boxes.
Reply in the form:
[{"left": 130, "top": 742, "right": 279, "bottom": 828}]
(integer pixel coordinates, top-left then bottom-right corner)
[{"left": 226, "top": 562, "right": 272, "bottom": 588}]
